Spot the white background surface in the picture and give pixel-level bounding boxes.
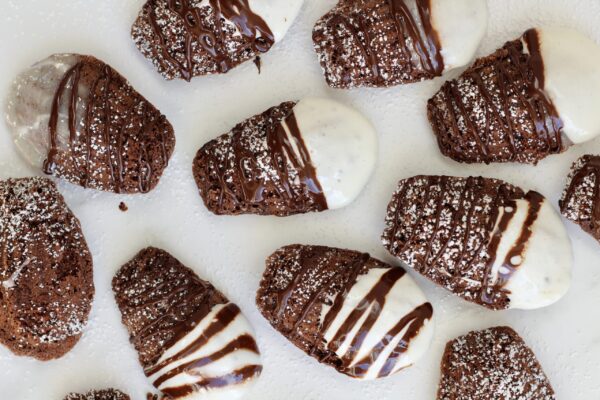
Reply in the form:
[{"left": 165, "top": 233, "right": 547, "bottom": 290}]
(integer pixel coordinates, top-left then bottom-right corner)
[{"left": 0, "top": 0, "right": 599, "bottom": 399}]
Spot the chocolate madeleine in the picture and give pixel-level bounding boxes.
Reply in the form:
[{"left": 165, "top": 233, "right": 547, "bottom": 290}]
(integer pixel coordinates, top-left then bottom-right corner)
[
  {"left": 132, "top": 0, "right": 304, "bottom": 81},
  {"left": 559, "top": 155, "right": 600, "bottom": 244},
  {"left": 382, "top": 176, "right": 572, "bottom": 310},
  {"left": 6, "top": 54, "right": 175, "bottom": 193},
  {"left": 256, "top": 244, "right": 434, "bottom": 380},
  {"left": 438, "top": 326, "right": 555, "bottom": 400},
  {"left": 0, "top": 177, "right": 94, "bottom": 360},
  {"left": 64, "top": 389, "right": 130, "bottom": 400},
  {"left": 193, "top": 97, "right": 377, "bottom": 216},
  {"left": 113, "top": 247, "right": 262, "bottom": 400},
  {"left": 312, "top": 0, "right": 488, "bottom": 88},
  {"left": 428, "top": 27, "right": 600, "bottom": 164}
]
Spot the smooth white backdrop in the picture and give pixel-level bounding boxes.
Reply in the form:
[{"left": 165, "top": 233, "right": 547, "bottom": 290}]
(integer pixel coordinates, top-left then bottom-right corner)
[{"left": 0, "top": 0, "right": 598, "bottom": 398}]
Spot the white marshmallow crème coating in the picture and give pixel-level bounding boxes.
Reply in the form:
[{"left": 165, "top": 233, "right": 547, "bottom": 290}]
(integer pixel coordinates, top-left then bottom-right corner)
[
  {"left": 247, "top": 0, "right": 305, "bottom": 42},
  {"left": 430, "top": 0, "right": 488, "bottom": 72},
  {"left": 530, "top": 27, "right": 600, "bottom": 144},
  {"left": 489, "top": 197, "right": 572, "bottom": 310},
  {"left": 291, "top": 97, "right": 378, "bottom": 210}
]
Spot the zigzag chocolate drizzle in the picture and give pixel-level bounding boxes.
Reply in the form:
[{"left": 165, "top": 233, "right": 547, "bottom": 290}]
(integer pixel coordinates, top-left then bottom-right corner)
[
  {"left": 145, "top": 303, "right": 261, "bottom": 398},
  {"left": 320, "top": 267, "right": 433, "bottom": 378}
]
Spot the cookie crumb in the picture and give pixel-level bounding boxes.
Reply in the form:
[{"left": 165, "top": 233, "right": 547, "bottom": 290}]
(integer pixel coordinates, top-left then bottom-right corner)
[{"left": 119, "top": 202, "right": 128, "bottom": 212}]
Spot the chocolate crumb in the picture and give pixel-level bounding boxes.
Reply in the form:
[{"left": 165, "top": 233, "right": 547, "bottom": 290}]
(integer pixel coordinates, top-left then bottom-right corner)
[
  {"left": 119, "top": 202, "right": 128, "bottom": 212},
  {"left": 253, "top": 56, "right": 262, "bottom": 74}
]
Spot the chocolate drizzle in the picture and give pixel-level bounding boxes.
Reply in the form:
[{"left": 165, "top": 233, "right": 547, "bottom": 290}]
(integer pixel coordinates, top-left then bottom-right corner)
[
  {"left": 45, "top": 63, "right": 82, "bottom": 174},
  {"left": 258, "top": 245, "right": 433, "bottom": 379},
  {"left": 147, "top": 0, "right": 274, "bottom": 81},
  {"left": 322, "top": 267, "right": 433, "bottom": 378},
  {"left": 428, "top": 29, "right": 565, "bottom": 164},
  {"left": 145, "top": 303, "right": 261, "bottom": 397},
  {"left": 41, "top": 55, "right": 173, "bottom": 193},
  {"left": 263, "top": 110, "right": 327, "bottom": 210},
  {"left": 314, "top": 0, "right": 444, "bottom": 88},
  {"left": 193, "top": 102, "right": 328, "bottom": 216},
  {"left": 481, "top": 191, "right": 544, "bottom": 303},
  {"left": 382, "top": 176, "right": 544, "bottom": 309},
  {"left": 560, "top": 155, "right": 600, "bottom": 239}
]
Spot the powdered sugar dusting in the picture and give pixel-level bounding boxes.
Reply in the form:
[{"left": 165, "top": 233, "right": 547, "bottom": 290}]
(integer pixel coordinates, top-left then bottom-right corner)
[{"left": 0, "top": 177, "right": 94, "bottom": 359}]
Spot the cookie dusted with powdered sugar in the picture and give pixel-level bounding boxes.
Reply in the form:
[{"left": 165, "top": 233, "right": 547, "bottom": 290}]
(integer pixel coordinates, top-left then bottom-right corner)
[
  {"left": 6, "top": 54, "right": 175, "bottom": 193},
  {"left": 256, "top": 244, "right": 434, "bottom": 379},
  {"left": 113, "top": 247, "right": 262, "bottom": 400},
  {"left": 438, "top": 327, "right": 555, "bottom": 400},
  {"left": 382, "top": 176, "right": 572, "bottom": 310},
  {"left": 0, "top": 177, "right": 94, "bottom": 360},
  {"left": 428, "top": 27, "right": 600, "bottom": 164},
  {"left": 559, "top": 155, "right": 600, "bottom": 245},
  {"left": 132, "top": 0, "right": 304, "bottom": 81},
  {"left": 193, "top": 97, "right": 377, "bottom": 216},
  {"left": 312, "top": 0, "right": 488, "bottom": 88},
  {"left": 64, "top": 389, "right": 130, "bottom": 400}
]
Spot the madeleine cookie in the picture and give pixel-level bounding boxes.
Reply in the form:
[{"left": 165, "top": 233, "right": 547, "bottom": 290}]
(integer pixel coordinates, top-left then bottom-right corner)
[
  {"left": 132, "top": 0, "right": 304, "bottom": 80},
  {"left": 438, "top": 327, "right": 555, "bottom": 400},
  {"left": 256, "top": 244, "right": 434, "bottom": 379},
  {"left": 193, "top": 98, "right": 377, "bottom": 216},
  {"left": 382, "top": 176, "right": 572, "bottom": 310},
  {"left": 113, "top": 247, "right": 262, "bottom": 400},
  {"left": 0, "top": 177, "right": 94, "bottom": 360},
  {"left": 313, "top": 0, "right": 488, "bottom": 88},
  {"left": 428, "top": 27, "right": 600, "bottom": 164},
  {"left": 6, "top": 54, "right": 175, "bottom": 193}
]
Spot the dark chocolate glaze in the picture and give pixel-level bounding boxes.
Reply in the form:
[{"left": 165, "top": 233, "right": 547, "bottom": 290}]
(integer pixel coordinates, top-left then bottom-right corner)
[
  {"left": 147, "top": 0, "right": 274, "bottom": 81},
  {"left": 43, "top": 55, "right": 173, "bottom": 193},
  {"left": 258, "top": 245, "right": 433, "bottom": 379},
  {"left": 428, "top": 29, "right": 565, "bottom": 164},
  {"left": 560, "top": 155, "right": 600, "bottom": 239},
  {"left": 193, "top": 101, "right": 328, "bottom": 216},
  {"left": 383, "top": 176, "right": 544, "bottom": 309}
]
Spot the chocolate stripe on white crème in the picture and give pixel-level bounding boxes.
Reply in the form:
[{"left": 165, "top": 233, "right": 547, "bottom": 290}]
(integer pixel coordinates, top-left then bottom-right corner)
[
  {"left": 271, "top": 254, "right": 433, "bottom": 378},
  {"left": 145, "top": 302, "right": 261, "bottom": 398},
  {"left": 318, "top": 267, "right": 432, "bottom": 379}
]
